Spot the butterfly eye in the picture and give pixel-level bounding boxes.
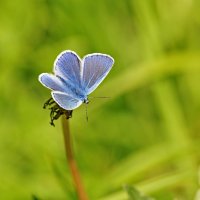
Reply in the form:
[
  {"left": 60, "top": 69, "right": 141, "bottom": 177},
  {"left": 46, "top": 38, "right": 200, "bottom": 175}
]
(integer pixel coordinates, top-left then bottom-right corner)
[{"left": 83, "top": 99, "right": 89, "bottom": 104}]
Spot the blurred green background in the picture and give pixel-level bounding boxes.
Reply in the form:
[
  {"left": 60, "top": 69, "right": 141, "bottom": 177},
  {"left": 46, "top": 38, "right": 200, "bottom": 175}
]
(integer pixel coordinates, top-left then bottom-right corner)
[{"left": 0, "top": 0, "right": 200, "bottom": 199}]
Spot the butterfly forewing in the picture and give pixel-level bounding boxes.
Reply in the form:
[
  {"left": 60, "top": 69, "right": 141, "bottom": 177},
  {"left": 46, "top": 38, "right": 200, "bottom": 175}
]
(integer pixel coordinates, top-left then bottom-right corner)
[
  {"left": 54, "top": 51, "right": 82, "bottom": 87},
  {"left": 39, "top": 73, "right": 67, "bottom": 92},
  {"left": 52, "top": 91, "right": 82, "bottom": 110},
  {"left": 81, "top": 54, "right": 114, "bottom": 95}
]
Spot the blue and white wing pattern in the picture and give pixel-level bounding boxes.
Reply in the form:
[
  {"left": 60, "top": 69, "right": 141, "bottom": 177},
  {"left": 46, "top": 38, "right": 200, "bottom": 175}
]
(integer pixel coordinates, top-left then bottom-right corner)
[
  {"left": 39, "top": 73, "right": 67, "bottom": 92},
  {"left": 52, "top": 91, "right": 82, "bottom": 110},
  {"left": 39, "top": 73, "right": 76, "bottom": 96},
  {"left": 54, "top": 50, "right": 82, "bottom": 87},
  {"left": 39, "top": 50, "right": 114, "bottom": 114},
  {"left": 81, "top": 54, "right": 114, "bottom": 95}
]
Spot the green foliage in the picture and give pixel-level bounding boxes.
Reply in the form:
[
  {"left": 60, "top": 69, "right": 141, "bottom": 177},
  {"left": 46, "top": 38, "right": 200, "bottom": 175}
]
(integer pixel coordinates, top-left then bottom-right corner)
[
  {"left": 0, "top": 0, "right": 200, "bottom": 200},
  {"left": 125, "top": 185, "right": 154, "bottom": 200},
  {"left": 32, "top": 195, "right": 42, "bottom": 200}
]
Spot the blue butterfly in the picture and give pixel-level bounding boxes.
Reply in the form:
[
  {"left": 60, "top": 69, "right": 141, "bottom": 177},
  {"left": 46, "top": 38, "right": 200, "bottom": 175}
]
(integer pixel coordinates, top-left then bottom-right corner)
[{"left": 38, "top": 50, "right": 114, "bottom": 111}]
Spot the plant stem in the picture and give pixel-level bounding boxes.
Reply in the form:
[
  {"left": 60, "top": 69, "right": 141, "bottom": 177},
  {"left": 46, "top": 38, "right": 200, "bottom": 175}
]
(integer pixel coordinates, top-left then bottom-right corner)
[{"left": 61, "top": 115, "right": 89, "bottom": 200}]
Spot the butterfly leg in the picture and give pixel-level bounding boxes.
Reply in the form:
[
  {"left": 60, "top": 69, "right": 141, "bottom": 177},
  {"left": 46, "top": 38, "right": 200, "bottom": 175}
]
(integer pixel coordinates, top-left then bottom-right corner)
[
  {"left": 43, "top": 97, "right": 55, "bottom": 109},
  {"left": 43, "top": 97, "right": 74, "bottom": 126},
  {"left": 49, "top": 104, "right": 62, "bottom": 126}
]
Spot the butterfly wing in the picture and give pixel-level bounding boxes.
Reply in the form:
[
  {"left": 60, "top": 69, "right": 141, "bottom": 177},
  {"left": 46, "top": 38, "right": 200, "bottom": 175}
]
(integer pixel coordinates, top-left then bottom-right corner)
[
  {"left": 51, "top": 91, "right": 82, "bottom": 110},
  {"left": 81, "top": 53, "right": 114, "bottom": 95},
  {"left": 39, "top": 73, "right": 67, "bottom": 92},
  {"left": 54, "top": 50, "right": 82, "bottom": 87}
]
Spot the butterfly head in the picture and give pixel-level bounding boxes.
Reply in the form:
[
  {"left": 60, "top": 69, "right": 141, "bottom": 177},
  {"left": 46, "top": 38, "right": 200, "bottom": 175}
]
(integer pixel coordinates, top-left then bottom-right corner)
[{"left": 83, "top": 97, "right": 89, "bottom": 104}]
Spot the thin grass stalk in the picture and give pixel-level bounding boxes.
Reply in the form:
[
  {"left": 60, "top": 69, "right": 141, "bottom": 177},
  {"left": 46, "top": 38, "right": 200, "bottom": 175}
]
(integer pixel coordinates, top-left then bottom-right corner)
[{"left": 61, "top": 115, "right": 89, "bottom": 200}]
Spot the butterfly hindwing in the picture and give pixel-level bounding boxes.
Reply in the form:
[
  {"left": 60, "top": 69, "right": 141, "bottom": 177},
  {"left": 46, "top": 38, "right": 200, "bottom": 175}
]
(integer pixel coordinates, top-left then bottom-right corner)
[{"left": 51, "top": 91, "right": 82, "bottom": 110}]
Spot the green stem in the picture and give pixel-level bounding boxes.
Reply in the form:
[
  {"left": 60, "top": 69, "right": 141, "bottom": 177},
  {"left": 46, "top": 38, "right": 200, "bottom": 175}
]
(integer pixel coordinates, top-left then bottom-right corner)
[{"left": 61, "top": 115, "right": 89, "bottom": 200}]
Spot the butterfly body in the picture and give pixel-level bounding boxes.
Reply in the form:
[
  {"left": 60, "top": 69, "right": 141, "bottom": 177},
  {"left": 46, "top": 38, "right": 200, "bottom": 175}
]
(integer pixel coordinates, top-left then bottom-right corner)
[
  {"left": 56, "top": 75, "right": 87, "bottom": 101},
  {"left": 39, "top": 50, "right": 114, "bottom": 111}
]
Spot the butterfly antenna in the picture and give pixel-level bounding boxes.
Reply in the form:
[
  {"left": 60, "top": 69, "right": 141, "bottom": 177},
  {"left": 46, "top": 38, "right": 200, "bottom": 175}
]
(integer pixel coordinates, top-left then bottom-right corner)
[
  {"left": 89, "top": 96, "right": 110, "bottom": 99},
  {"left": 85, "top": 103, "right": 89, "bottom": 122}
]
